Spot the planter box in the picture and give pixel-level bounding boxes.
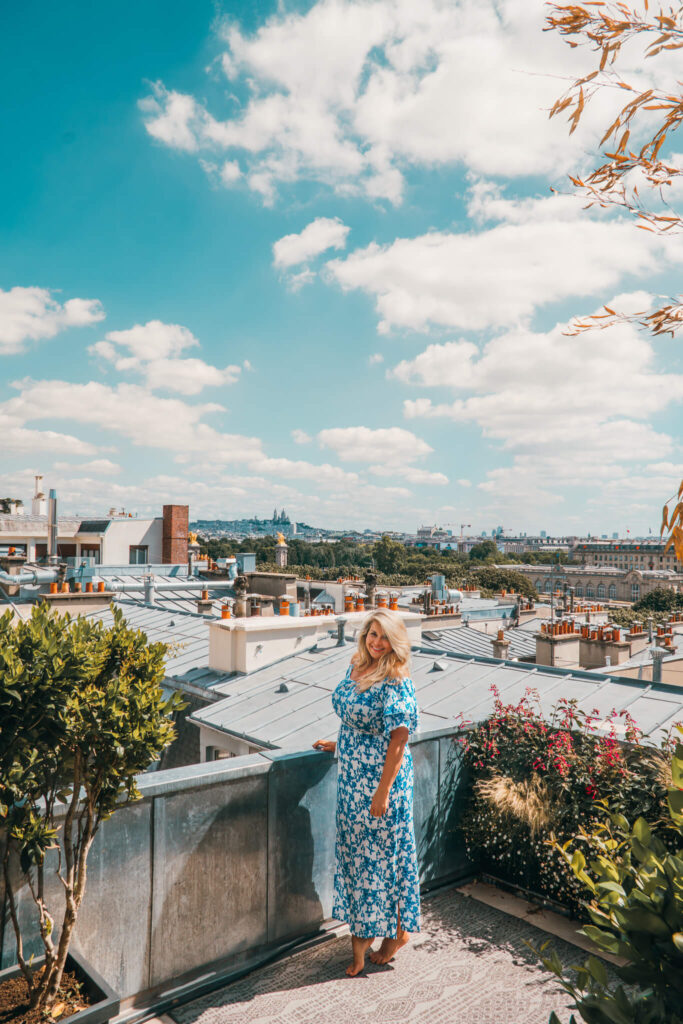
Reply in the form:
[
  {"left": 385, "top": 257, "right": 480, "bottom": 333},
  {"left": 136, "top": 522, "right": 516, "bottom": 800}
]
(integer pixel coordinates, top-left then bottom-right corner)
[{"left": 0, "top": 950, "right": 119, "bottom": 1024}]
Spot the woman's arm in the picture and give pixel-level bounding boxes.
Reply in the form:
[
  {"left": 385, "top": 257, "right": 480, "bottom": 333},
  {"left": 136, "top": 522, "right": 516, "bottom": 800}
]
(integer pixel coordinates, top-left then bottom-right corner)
[{"left": 370, "top": 727, "right": 409, "bottom": 816}]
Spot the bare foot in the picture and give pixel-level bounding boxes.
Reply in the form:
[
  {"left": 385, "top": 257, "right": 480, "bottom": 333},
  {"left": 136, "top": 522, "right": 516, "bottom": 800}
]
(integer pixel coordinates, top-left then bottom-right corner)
[
  {"left": 346, "top": 936, "right": 374, "bottom": 976},
  {"left": 368, "top": 930, "right": 410, "bottom": 964}
]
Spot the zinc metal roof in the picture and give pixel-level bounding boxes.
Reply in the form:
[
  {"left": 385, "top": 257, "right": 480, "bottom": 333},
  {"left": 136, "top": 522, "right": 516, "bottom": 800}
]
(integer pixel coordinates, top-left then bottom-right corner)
[
  {"left": 421, "top": 625, "right": 537, "bottom": 661},
  {"left": 190, "top": 644, "right": 683, "bottom": 753},
  {"left": 83, "top": 575, "right": 234, "bottom": 619}
]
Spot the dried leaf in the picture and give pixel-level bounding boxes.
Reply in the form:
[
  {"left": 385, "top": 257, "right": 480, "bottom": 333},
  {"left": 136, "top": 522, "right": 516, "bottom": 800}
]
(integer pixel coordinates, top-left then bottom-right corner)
[
  {"left": 661, "top": 504, "right": 670, "bottom": 535},
  {"left": 51, "top": 1003, "right": 65, "bottom": 1019}
]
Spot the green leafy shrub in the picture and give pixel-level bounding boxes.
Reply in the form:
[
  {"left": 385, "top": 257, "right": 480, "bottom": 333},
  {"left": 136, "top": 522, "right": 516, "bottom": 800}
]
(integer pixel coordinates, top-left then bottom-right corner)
[
  {"left": 538, "top": 729, "right": 683, "bottom": 1024},
  {"left": 0, "top": 603, "right": 184, "bottom": 1010},
  {"left": 461, "top": 687, "right": 674, "bottom": 915}
]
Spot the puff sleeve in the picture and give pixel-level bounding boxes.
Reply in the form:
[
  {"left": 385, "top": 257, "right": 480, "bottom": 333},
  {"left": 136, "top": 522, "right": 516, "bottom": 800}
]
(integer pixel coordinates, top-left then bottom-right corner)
[{"left": 382, "top": 677, "right": 419, "bottom": 738}]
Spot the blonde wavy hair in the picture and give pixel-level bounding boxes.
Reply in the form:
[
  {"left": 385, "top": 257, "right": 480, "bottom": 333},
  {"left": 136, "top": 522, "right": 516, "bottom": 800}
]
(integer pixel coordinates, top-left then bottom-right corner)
[{"left": 351, "top": 609, "right": 411, "bottom": 692}]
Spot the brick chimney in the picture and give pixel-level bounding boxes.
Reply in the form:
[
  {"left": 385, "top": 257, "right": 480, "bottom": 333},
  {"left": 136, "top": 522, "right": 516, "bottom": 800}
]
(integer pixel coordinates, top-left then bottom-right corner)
[
  {"left": 579, "top": 625, "right": 631, "bottom": 669},
  {"left": 491, "top": 629, "right": 510, "bottom": 660},
  {"left": 162, "top": 505, "right": 189, "bottom": 564}
]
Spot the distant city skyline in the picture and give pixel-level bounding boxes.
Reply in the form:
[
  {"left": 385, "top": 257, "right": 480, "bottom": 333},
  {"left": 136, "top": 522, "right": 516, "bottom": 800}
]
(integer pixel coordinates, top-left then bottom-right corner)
[
  {"left": 1, "top": 480, "right": 661, "bottom": 541},
  {"left": 2, "top": 0, "right": 681, "bottom": 535}
]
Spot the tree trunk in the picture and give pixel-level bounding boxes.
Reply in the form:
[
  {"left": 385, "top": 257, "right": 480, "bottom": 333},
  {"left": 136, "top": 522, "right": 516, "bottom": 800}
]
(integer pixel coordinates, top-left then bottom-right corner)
[{"left": 2, "top": 840, "right": 35, "bottom": 1000}]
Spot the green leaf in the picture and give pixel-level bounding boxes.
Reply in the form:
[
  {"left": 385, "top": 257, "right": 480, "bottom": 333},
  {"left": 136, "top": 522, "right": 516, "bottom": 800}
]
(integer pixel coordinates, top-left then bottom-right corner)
[
  {"left": 587, "top": 955, "right": 608, "bottom": 986},
  {"left": 669, "top": 787, "right": 683, "bottom": 817},
  {"left": 597, "top": 881, "right": 626, "bottom": 897},
  {"left": 632, "top": 818, "right": 651, "bottom": 846},
  {"left": 571, "top": 850, "right": 587, "bottom": 874},
  {"left": 581, "top": 925, "right": 624, "bottom": 955},
  {"left": 615, "top": 907, "right": 670, "bottom": 937}
]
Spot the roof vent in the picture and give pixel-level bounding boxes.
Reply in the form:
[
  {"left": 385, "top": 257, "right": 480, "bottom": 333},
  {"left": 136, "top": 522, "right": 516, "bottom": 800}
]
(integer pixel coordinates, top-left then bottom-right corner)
[
  {"left": 169, "top": 619, "right": 175, "bottom": 626},
  {"left": 431, "top": 659, "right": 448, "bottom": 672},
  {"left": 277, "top": 682, "right": 289, "bottom": 693}
]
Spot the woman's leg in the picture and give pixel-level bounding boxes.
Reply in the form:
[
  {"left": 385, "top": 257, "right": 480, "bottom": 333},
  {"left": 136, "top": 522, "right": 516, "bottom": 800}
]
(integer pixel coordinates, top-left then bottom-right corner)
[
  {"left": 368, "top": 904, "right": 410, "bottom": 964},
  {"left": 346, "top": 934, "right": 374, "bottom": 976}
]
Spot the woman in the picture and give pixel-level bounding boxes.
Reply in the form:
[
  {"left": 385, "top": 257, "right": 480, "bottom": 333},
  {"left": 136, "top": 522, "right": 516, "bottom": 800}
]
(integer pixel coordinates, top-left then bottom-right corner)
[{"left": 313, "top": 609, "right": 420, "bottom": 977}]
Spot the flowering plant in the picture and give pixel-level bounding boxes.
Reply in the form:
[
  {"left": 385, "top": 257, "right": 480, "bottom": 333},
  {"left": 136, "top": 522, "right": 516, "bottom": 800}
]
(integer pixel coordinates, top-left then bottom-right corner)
[{"left": 460, "top": 686, "right": 675, "bottom": 914}]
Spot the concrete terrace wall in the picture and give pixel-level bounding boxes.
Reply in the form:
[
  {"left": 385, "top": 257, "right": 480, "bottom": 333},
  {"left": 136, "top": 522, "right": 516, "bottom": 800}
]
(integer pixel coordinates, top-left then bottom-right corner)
[{"left": 0, "top": 726, "right": 474, "bottom": 1014}]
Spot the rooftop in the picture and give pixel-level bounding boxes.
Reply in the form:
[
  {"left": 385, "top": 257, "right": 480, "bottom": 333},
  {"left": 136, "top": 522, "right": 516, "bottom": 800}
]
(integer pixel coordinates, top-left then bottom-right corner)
[
  {"left": 421, "top": 623, "right": 536, "bottom": 661},
  {"left": 191, "top": 640, "right": 683, "bottom": 752}
]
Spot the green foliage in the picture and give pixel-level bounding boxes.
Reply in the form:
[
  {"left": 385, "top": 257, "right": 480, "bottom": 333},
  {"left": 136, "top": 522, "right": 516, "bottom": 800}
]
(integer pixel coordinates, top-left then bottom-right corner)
[
  {"left": 537, "top": 730, "right": 683, "bottom": 1024},
  {"left": 468, "top": 539, "right": 500, "bottom": 562},
  {"left": 461, "top": 688, "right": 673, "bottom": 915},
  {"left": 610, "top": 608, "right": 672, "bottom": 630},
  {"left": 634, "top": 587, "right": 683, "bottom": 614},
  {"left": 0, "top": 603, "right": 184, "bottom": 1008},
  {"left": 0, "top": 497, "right": 23, "bottom": 514},
  {"left": 208, "top": 532, "right": 540, "bottom": 594},
  {"left": 372, "top": 534, "right": 407, "bottom": 574},
  {"left": 468, "top": 566, "right": 537, "bottom": 600}
]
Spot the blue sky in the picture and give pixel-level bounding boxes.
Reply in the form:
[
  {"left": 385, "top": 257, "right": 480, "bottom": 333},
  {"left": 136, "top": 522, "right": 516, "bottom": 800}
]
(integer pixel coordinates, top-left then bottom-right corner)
[{"left": 1, "top": 0, "right": 682, "bottom": 534}]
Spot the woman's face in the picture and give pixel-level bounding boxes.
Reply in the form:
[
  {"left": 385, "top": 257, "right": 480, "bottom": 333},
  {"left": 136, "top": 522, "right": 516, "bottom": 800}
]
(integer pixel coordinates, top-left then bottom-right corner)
[{"left": 365, "top": 621, "right": 393, "bottom": 662}]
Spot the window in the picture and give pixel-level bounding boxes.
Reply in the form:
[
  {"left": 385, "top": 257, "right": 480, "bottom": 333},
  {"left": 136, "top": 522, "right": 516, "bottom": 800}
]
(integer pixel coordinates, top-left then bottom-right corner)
[
  {"left": 608, "top": 584, "right": 617, "bottom": 600},
  {"left": 586, "top": 585, "right": 594, "bottom": 599},
  {"left": 80, "top": 546, "right": 100, "bottom": 563},
  {"left": 631, "top": 583, "right": 640, "bottom": 601},
  {"left": 597, "top": 584, "right": 605, "bottom": 599},
  {"left": 129, "top": 545, "right": 148, "bottom": 565},
  {"left": 535, "top": 579, "right": 543, "bottom": 591},
  {"left": 544, "top": 580, "right": 552, "bottom": 594},
  {"left": 575, "top": 585, "right": 583, "bottom": 597}
]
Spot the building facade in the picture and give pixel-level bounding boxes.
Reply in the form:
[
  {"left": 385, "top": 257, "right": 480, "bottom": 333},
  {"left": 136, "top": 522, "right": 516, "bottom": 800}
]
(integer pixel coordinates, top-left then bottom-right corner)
[
  {"left": 570, "top": 539, "right": 683, "bottom": 574},
  {"left": 510, "top": 563, "right": 682, "bottom": 603},
  {"left": 0, "top": 504, "right": 188, "bottom": 566}
]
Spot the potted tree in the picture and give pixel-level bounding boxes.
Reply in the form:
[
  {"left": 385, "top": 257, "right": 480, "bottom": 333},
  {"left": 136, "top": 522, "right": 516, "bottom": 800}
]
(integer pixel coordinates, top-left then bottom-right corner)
[{"left": 0, "top": 603, "right": 183, "bottom": 1021}]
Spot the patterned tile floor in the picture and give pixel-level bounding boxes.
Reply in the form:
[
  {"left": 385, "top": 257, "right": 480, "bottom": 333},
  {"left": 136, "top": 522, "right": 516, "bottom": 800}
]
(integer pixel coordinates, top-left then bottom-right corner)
[{"left": 169, "top": 889, "right": 586, "bottom": 1024}]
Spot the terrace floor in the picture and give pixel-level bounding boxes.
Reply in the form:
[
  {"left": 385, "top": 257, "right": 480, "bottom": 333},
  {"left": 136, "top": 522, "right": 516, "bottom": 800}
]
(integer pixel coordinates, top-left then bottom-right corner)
[{"left": 167, "top": 885, "right": 586, "bottom": 1024}]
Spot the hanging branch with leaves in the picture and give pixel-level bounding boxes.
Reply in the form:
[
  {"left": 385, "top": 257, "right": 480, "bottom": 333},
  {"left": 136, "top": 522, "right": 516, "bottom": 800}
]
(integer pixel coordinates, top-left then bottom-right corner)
[{"left": 545, "top": 2, "right": 683, "bottom": 337}]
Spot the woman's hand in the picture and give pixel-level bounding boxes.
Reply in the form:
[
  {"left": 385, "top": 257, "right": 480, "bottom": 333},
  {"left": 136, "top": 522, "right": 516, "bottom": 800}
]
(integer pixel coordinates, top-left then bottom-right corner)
[
  {"left": 370, "top": 787, "right": 390, "bottom": 817},
  {"left": 312, "top": 739, "right": 336, "bottom": 753}
]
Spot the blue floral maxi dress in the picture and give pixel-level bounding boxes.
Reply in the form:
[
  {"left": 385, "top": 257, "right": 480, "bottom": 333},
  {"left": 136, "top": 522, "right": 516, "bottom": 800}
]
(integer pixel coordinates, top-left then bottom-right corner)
[{"left": 331, "top": 666, "right": 421, "bottom": 938}]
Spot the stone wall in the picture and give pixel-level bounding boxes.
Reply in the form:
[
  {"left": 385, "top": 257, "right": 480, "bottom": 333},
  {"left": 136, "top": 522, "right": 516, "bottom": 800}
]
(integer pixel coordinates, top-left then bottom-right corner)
[{"left": 0, "top": 727, "right": 474, "bottom": 1014}]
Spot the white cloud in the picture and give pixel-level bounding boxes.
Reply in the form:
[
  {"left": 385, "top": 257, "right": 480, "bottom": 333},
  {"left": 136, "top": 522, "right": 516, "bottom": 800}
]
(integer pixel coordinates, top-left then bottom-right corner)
[
  {"left": 0, "top": 411, "right": 97, "bottom": 457},
  {"left": 140, "top": 0, "right": 625, "bottom": 204},
  {"left": 139, "top": 87, "right": 200, "bottom": 151},
  {"left": 317, "top": 425, "right": 434, "bottom": 465},
  {"left": 89, "top": 320, "right": 240, "bottom": 395},
  {"left": 3, "top": 379, "right": 255, "bottom": 456},
  {"left": 292, "top": 429, "right": 312, "bottom": 444},
  {"left": 286, "top": 268, "right": 317, "bottom": 291},
  {"left": 369, "top": 353, "right": 384, "bottom": 365},
  {"left": 273, "top": 217, "right": 350, "bottom": 268},
  {"left": 94, "top": 320, "right": 198, "bottom": 360},
  {"left": 3, "top": 381, "right": 398, "bottom": 506},
  {"left": 143, "top": 358, "right": 241, "bottom": 395},
  {"left": 220, "top": 159, "right": 241, "bottom": 184},
  {"left": 327, "top": 206, "right": 678, "bottom": 334},
  {"left": 458, "top": 478, "right": 472, "bottom": 487},
  {"left": 53, "top": 459, "right": 121, "bottom": 475},
  {"left": 0, "top": 286, "right": 104, "bottom": 355},
  {"left": 369, "top": 463, "right": 448, "bottom": 485},
  {"left": 398, "top": 303, "right": 683, "bottom": 507}
]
